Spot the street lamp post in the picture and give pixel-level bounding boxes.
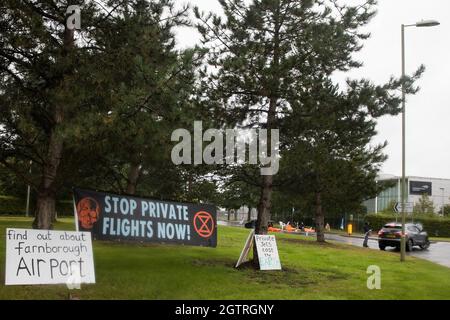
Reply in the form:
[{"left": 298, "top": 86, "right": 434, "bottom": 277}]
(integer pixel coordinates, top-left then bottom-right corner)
[
  {"left": 400, "top": 20, "right": 440, "bottom": 262},
  {"left": 440, "top": 187, "right": 445, "bottom": 216}
]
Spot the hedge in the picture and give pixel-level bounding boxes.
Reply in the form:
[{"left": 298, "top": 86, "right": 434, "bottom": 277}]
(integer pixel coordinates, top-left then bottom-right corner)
[
  {"left": 0, "top": 195, "right": 73, "bottom": 216},
  {"left": 365, "top": 213, "right": 450, "bottom": 238}
]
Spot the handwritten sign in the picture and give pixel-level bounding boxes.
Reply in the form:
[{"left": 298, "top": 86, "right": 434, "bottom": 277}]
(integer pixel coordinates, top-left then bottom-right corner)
[
  {"left": 255, "top": 235, "right": 281, "bottom": 271},
  {"left": 5, "top": 228, "right": 95, "bottom": 285}
]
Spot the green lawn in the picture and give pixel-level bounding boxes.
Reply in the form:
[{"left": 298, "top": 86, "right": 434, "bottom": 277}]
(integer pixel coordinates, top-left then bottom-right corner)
[{"left": 1, "top": 216, "right": 450, "bottom": 300}]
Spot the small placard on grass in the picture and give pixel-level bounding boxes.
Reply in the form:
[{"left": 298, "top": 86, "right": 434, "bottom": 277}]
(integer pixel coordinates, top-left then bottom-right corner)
[{"left": 255, "top": 235, "right": 281, "bottom": 270}]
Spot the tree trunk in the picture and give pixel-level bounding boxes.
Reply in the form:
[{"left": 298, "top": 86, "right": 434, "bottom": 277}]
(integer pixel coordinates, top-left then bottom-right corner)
[
  {"left": 33, "top": 23, "right": 73, "bottom": 229},
  {"left": 253, "top": 174, "right": 273, "bottom": 266},
  {"left": 33, "top": 193, "right": 56, "bottom": 230},
  {"left": 252, "top": 1, "right": 280, "bottom": 267},
  {"left": 247, "top": 207, "right": 252, "bottom": 221},
  {"left": 315, "top": 191, "right": 325, "bottom": 243},
  {"left": 126, "top": 162, "right": 141, "bottom": 195},
  {"left": 33, "top": 129, "right": 63, "bottom": 229},
  {"left": 252, "top": 91, "right": 277, "bottom": 266}
]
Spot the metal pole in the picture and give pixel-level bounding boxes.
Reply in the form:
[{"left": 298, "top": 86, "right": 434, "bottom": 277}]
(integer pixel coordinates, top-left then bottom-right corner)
[
  {"left": 400, "top": 24, "right": 406, "bottom": 262},
  {"left": 375, "top": 180, "right": 378, "bottom": 214},
  {"left": 291, "top": 207, "right": 294, "bottom": 224},
  {"left": 25, "top": 160, "right": 32, "bottom": 217}
]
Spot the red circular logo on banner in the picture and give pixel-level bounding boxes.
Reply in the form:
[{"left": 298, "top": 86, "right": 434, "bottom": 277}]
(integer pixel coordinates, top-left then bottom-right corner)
[
  {"left": 77, "top": 197, "right": 100, "bottom": 229},
  {"left": 193, "top": 211, "right": 214, "bottom": 238}
]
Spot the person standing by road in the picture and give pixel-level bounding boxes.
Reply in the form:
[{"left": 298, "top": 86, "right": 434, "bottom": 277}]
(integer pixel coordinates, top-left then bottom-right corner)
[{"left": 363, "top": 222, "right": 372, "bottom": 248}]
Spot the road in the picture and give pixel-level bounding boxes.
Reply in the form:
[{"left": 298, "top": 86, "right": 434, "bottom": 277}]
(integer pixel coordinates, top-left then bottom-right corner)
[{"left": 324, "top": 233, "right": 450, "bottom": 268}]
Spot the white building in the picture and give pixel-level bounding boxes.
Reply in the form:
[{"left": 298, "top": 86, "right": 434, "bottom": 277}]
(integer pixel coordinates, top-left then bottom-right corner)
[
  {"left": 217, "top": 206, "right": 258, "bottom": 222},
  {"left": 364, "top": 174, "right": 450, "bottom": 214}
]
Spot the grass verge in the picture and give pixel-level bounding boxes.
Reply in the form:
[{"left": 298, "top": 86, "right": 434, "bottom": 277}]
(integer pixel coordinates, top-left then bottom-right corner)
[{"left": 0, "top": 216, "right": 449, "bottom": 299}]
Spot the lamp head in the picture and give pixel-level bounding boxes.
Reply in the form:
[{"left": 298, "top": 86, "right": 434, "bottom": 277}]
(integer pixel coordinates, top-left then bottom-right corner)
[{"left": 416, "top": 20, "right": 440, "bottom": 27}]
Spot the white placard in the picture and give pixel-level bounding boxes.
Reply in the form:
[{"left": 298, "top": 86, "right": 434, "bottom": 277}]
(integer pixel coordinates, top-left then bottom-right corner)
[
  {"left": 255, "top": 235, "right": 281, "bottom": 270},
  {"left": 5, "top": 228, "right": 96, "bottom": 285}
]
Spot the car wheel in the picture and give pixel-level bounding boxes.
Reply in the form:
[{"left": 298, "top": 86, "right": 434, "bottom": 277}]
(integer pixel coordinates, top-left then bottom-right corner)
[
  {"left": 406, "top": 239, "right": 413, "bottom": 252},
  {"left": 379, "top": 244, "right": 386, "bottom": 251},
  {"left": 420, "top": 240, "right": 430, "bottom": 250}
]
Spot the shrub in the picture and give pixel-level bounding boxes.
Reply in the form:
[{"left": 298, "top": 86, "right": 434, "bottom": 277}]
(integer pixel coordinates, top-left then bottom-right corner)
[
  {"left": 443, "top": 204, "right": 450, "bottom": 217},
  {"left": 413, "top": 194, "right": 435, "bottom": 214},
  {"left": 0, "top": 195, "right": 73, "bottom": 216}
]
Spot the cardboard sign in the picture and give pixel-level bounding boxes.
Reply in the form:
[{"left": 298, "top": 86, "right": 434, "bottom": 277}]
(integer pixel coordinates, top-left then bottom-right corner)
[
  {"left": 235, "top": 229, "right": 255, "bottom": 268},
  {"left": 255, "top": 235, "right": 281, "bottom": 270},
  {"left": 5, "top": 228, "right": 95, "bottom": 285},
  {"left": 73, "top": 188, "right": 217, "bottom": 247}
]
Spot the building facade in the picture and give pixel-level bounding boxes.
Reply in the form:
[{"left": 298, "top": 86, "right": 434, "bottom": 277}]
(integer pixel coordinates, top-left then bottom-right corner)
[
  {"left": 364, "top": 174, "right": 450, "bottom": 214},
  {"left": 217, "top": 206, "right": 258, "bottom": 222}
]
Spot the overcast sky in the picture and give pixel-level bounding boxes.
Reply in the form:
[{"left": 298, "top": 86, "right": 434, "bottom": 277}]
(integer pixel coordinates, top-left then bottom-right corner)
[{"left": 175, "top": 0, "right": 450, "bottom": 179}]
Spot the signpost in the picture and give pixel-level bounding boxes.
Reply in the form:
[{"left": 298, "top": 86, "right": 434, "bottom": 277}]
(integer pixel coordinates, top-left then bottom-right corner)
[
  {"left": 254, "top": 235, "right": 282, "bottom": 271},
  {"left": 394, "top": 202, "right": 413, "bottom": 213},
  {"left": 5, "top": 228, "right": 95, "bottom": 286}
]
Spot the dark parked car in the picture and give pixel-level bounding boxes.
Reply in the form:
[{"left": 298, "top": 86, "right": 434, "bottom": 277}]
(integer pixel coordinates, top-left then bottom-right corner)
[
  {"left": 378, "top": 222, "right": 430, "bottom": 251},
  {"left": 245, "top": 220, "right": 256, "bottom": 229}
]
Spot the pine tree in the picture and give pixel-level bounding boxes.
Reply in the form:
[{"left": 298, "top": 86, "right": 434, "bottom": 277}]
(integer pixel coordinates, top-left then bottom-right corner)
[
  {"left": 0, "top": 1, "right": 105, "bottom": 228},
  {"left": 195, "top": 0, "right": 372, "bottom": 260},
  {"left": 195, "top": 0, "right": 424, "bottom": 259},
  {"left": 83, "top": 0, "right": 202, "bottom": 196},
  {"left": 0, "top": 0, "right": 201, "bottom": 228}
]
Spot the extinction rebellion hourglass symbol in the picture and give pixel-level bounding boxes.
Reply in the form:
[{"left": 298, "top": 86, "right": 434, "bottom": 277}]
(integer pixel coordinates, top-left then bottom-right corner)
[{"left": 193, "top": 211, "right": 214, "bottom": 238}]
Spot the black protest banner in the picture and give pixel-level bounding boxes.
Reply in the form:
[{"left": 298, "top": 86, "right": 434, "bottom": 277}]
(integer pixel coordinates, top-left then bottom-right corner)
[{"left": 73, "top": 188, "right": 217, "bottom": 247}]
